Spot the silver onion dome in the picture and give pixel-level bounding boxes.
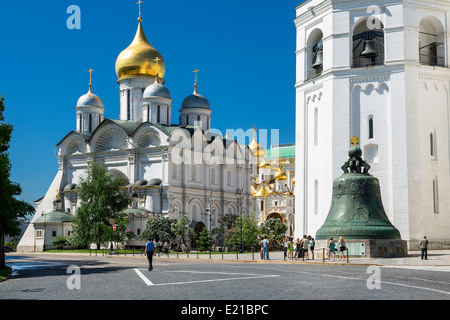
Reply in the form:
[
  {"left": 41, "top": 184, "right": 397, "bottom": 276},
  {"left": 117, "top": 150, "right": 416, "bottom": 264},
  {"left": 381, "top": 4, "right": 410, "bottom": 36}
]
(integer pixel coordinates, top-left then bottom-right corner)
[
  {"left": 76, "top": 91, "right": 104, "bottom": 109},
  {"left": 181, "top": 92, "right": 210, "bottom": 110},
  {"left": 143, "top": 82, "right": 171, "bottom": 99}
]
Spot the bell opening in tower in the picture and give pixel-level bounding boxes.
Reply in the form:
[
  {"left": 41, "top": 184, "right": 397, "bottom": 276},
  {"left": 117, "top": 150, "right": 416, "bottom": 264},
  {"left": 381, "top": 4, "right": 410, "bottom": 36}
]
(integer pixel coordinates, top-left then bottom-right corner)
[{"left": 352, "top": 18, "right": 384, "bottom": 68}]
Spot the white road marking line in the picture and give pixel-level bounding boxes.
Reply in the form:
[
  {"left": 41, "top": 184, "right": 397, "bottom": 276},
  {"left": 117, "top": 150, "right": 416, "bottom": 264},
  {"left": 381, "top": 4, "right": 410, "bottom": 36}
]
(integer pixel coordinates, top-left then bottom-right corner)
[
  {"left": 382, "top": 266, "right": 450, "bottom": 273},
  {"left": 134, "top": 268, "right": 153, "bottom": 286},
  {"left": 149, "top": 275, "right": 279, "bottom": 286},
  {"left": 133, "top": 269, "right": 279, "bottom": 286},
  {"left": 228, "top": 265, "right": 450, "bottom": 296}
]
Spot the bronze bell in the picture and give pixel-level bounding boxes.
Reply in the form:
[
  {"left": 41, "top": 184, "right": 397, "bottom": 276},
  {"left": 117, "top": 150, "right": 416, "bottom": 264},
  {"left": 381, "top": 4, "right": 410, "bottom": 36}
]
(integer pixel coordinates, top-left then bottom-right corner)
[
  {"left": 360, "top": 39, "right": 378, "bottom": 58},
  {"left": 315, "top": 144, "right": 401, "bottom": 240},
  {"left": 312, "top": 50, "right": 323, "bottom": 69}
]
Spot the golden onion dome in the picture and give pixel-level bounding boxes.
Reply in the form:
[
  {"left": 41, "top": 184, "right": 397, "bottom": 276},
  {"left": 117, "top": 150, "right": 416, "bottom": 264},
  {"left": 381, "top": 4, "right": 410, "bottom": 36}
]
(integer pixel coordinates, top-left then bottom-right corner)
[
  {"left": 292, "top": 177, "right": 296, "bottom": 186},
  {"left": 274, "top": 165, "right": 287, "bottom": 181},
  {"left": 255, "top": 185, "right": 270, "bottom": 197},
  {"left": 248, "top": 136, "right": 266, "bottom": 158},
  {"left": 259, "top": 160, "right": 271, "bottom": 169},
  {"left": 115, "top": 20, "right": 165, "bottom": 81}
]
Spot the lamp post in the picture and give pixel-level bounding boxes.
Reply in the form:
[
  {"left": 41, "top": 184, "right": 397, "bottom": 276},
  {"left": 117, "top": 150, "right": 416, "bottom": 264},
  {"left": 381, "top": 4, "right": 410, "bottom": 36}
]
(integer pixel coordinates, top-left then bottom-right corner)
[
  {"left": 204, "top": 197, "right": 215, "bottom": 250},
  {"left": 42, "top": 211, "right": 46, "bottom": 251},
  {"left": 205, "top": 197, "right": 215, "bottom": 231},
  {"left": 236, "top": 188, "right": 243, "bottom": 253}
]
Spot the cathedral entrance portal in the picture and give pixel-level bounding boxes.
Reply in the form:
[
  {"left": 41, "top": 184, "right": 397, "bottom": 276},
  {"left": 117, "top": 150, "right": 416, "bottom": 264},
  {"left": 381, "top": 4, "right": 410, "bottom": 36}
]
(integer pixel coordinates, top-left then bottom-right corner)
[
  {"left": 266, "top": 212, "right": 285, "bottom": 222},
  {"left": 189, "top": 221, "right": 206, "bottom": 248}
]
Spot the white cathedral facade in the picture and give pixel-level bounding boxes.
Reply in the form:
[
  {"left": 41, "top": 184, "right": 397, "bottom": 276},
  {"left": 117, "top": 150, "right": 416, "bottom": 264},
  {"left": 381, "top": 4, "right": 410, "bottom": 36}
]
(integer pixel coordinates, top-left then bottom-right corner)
[
  {"left": 18, "top": 16, "right": 252, "bottom": 252},
  {"left": 295, "top": 0, "right": 450, "bottom": 249}
]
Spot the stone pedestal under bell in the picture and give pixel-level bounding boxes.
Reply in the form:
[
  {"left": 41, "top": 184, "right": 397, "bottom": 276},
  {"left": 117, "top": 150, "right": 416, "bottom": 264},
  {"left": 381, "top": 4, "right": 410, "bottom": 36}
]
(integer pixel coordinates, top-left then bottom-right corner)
[{"left": 314, "top": 239, "right": 407, "bottom": 258}]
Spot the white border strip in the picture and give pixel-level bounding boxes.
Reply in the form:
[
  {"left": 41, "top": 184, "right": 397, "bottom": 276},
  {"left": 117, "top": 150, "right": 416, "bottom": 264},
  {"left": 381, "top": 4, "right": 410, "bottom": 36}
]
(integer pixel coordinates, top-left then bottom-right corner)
[{"left": 134, "top": 268, "right": 154, "bottom": 286}]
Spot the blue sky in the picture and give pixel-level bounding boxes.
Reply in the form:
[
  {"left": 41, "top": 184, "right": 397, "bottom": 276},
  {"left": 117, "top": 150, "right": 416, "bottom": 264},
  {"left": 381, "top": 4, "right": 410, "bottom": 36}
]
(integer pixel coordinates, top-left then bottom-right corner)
[{"left": 0, "top": 0, "right": 303, "bottom": 208}]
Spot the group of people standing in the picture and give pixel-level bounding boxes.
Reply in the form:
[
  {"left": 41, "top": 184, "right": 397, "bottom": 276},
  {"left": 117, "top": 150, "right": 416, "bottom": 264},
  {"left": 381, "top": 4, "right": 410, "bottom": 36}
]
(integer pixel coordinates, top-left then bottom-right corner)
[
  {"left": 327, "top": 236, "right": 347, "bottom": 261},
  {"left": 285, "top": 235, "right": 316, "bottom": 261},
  {"left": 283, "top": 235, "right": 347, "bottom": 261}
]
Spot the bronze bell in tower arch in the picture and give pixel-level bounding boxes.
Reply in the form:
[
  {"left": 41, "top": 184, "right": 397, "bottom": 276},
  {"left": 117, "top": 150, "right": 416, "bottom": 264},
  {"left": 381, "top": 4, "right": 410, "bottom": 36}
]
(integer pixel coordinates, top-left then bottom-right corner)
[{"left": 360, "top": 39, "right": 378, "bottom": 58}]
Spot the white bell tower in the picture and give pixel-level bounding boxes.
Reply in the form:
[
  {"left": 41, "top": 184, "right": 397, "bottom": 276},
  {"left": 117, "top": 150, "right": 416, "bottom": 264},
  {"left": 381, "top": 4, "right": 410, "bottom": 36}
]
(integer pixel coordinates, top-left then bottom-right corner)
[{"left": 294, "top": 0, "right": 450, "bottom": 249}]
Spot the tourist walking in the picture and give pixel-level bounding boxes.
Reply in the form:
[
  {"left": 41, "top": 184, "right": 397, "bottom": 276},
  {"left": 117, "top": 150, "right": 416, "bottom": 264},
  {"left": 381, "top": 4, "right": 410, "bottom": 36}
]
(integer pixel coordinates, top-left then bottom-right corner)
[
  {"left": 328, "top": 237, "right": 336, "bottom": 261},
  {"left": 144, "top": 238, "right": 155, "bottom": 271},
  {"left": 420, "top": 236, "right": 429, "bottom": 260},
  {"left": 338, "top": 236, "right": 347, "bottom": 261}
]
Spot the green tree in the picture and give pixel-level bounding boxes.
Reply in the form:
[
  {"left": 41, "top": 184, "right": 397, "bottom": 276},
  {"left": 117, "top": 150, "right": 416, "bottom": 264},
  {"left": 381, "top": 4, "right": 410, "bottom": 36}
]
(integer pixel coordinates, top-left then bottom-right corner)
[
  {"left": 72, "top": 161, "right": 130, "bottom": 249},
  {"left": 211, "top": 213, "right": 238, "bottom": 246},
  {"left": 224, "top": 214, "right": 260, "bottom": 251},
  {"left": 0, "top": 95, "right": 35, "bottom": 268},
  {"left": 52, "top": 237, "right": 69, "bottom": 250},
  {"left": 171, "top": 215, "right": 195, "bottom": 250},
  {"left": 141, "top": 216, "right": 176, "bottom": 241},
  {"left": 197, "top": 228, "right": 213, "bottom": 252},
  {"left": 260, "top": 218, "right": 288, "bottom": 249}
]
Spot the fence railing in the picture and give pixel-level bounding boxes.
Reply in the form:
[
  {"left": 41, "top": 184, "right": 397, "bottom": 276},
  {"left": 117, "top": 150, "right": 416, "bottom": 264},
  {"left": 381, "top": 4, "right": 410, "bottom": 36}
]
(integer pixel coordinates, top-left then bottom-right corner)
[
  {"left": 352, "top": 54, "right": 384, "bottom": 68},
  {"left": 419, "top": 54, "right": 445, "bottom": 67},
  {"left": 87, "top": 247, "right": 350, "bottom": 263}
]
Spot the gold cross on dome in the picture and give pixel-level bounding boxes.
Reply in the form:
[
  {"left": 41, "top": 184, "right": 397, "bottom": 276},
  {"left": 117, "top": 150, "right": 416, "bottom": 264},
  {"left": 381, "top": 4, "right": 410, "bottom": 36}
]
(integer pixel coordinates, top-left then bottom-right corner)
[
  {"left": 253, "top": 125, "right": 258, "bottom": 137},
  {"left": 87, "top": 68, "right": 94, "bottom": 92},
  {"left": 192, "top": 69, "right": 200, "bottom": 93},
  {"left": 137, "top": 0, "right": 144, "bottom": 21},
  {"left": 350, "top": 136, "right": 360, "bottom": 147},
  {"left": 193, "top": 69, "right": 200, "bottom": 85}
]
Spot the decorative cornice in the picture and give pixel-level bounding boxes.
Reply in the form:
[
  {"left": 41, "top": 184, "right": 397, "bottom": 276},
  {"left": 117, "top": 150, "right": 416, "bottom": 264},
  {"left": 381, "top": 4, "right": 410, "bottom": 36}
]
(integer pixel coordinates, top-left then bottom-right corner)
[
  {"left": 350, "top": 73, "right": 391, "bottom": 83},
  {"left": 305, "top": 83, "right": 324, "bottom": 94},
  {"left": 294, "top": 1, "right": 332, "bottom": 28},
  {"left": 418, "top": 74, "right": 450, "bottom": 82}
]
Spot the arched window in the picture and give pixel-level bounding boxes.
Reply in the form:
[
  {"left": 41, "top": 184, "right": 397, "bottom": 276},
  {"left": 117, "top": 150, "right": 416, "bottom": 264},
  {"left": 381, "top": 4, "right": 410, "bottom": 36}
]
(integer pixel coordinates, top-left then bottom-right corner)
[
  {"left": 88, "top": 114, "right": 92, "bottom": 133},
  {"left": 192, "top": 205, "right": 198, "bottom": 222},
  {"left": 419, "top": 17, "right": 445, "bottom": 67},
  {"left": 127, "top": 89, "right": 131, "bottom": 120},
  {"left": 368, "top": 116, "right": 374, "bottom": 139},
  {"left": 430, "top": 130, "right": 437, "bottom": 159},
  {"left": 157, "top": 105, "right": 160, "bottom": 123},
  {"left": 352, "top": 18, "right": 384, "bottom": 68}
]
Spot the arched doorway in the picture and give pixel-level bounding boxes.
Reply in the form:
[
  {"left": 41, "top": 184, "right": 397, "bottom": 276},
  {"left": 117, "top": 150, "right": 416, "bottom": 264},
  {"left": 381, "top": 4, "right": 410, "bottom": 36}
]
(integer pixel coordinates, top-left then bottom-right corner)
[
  {"left": 189, "top": 221, "right": 206, "bottom": 248},
  {"left": 266, "top": 212, "right": 286, "bottom": 223}
]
